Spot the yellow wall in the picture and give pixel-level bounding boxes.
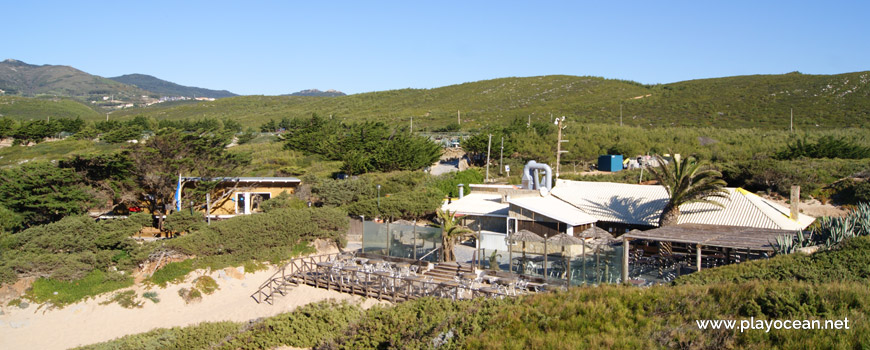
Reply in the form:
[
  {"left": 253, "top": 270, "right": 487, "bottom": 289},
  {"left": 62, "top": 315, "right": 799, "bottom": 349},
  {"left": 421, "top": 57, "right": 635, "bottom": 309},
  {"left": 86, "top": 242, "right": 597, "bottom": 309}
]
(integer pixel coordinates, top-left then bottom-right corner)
[{"left": 207, "top": 183, "right": 298, "bottom": 215}]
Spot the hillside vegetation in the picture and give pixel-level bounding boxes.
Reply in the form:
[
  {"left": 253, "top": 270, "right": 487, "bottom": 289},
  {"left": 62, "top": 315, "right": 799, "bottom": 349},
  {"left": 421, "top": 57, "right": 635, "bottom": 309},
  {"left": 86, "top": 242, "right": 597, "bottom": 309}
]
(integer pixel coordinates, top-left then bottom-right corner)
[
  {"left": 102, "top": 72, "right": 870, "bottom": 130},
  {"left": 0, "top": 96, "right": 102, "bottom": 121}
]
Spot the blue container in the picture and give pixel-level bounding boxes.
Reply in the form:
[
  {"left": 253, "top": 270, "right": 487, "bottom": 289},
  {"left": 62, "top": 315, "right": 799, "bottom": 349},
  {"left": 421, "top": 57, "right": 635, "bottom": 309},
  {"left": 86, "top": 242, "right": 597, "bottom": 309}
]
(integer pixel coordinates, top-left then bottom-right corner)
[{"left": 598, "top": 155, "right": 624, "bottom": 172}]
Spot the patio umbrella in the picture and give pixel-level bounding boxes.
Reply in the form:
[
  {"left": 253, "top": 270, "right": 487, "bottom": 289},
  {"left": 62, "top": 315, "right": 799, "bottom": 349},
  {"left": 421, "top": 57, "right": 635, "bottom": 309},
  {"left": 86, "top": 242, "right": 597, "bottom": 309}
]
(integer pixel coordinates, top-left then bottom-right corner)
[
  {"left": 582, "top": 226, "right": 618, "bottom": 252},
  {"left": 509, "top": 229, "right": 545, "bottom": 274},
  {"left": 548, "top": 233, "right": 584, "bottom": 283}
]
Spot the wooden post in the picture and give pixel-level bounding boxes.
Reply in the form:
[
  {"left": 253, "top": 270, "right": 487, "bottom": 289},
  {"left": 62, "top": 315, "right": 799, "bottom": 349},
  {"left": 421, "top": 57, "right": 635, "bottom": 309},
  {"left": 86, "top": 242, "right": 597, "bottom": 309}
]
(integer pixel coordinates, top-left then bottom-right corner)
[
  {"left": 696, "top": 244, "right": 702, "bottom": 271},
  {"left": 581, "top": 238, "right": 586, "bottom": 284},
  {"left": 622, "top": 236, "right": 629, "bottom": 284},
  {"left": 790, "top": 186, "right": 800, "bottom": 221},
  {"left": 413, "top": 222, "right": 418, "bottom": 260},
  {"left": 206, "top": 193, "right": 211, "bottom": 225}
]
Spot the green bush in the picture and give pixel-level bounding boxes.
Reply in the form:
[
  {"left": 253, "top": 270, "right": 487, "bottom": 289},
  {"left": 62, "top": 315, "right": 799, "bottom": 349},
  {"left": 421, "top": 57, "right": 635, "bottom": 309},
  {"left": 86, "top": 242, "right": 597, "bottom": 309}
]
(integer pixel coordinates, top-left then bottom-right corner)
[
  {"left": 675, "top": 236, "right": 870, "bottom": 285},
  {"left": 194, "top": 276, "right": 219, "bottom": 295},
  {"left": 73, "top": 321, "right": 242, "bottom": 350},
  {"left": 25, "top": 270, "right": 133, "bottom": 307},
  {"left": 0, "top": 213, "right": 152, "bottom": 284},
  {"left": 100, "top": 290, "right": 142, "bottom": 309},
  {"left": 164, "top": 210, "right": 206, "bottom": 235},
  {"left": 166, "top": 207, "right": 347, "bottom": 266},
  {"left": 143, "top": 291, "right": 160, "bottom": 303},
  {"left": 430, "top": 169, "right": 484, "bottom": 197},
  {"left": 221, "top": 301, "right": 364, "bottom": 349},
  {"left": 149, "top": 260, "right": 195, "bottom": 287}
]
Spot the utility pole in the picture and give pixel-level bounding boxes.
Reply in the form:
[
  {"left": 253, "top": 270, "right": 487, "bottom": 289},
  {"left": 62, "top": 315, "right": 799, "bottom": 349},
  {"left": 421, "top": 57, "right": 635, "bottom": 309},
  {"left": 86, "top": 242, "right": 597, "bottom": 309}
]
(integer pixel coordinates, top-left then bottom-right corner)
[
  {"left": 620, "top": 103, "right": 623, "bottom": 127},
  {"left": 457, "top": 110, "right": 461, "bottom": 125},
  {"left": 527, "top": 115, "right": 531, "bottom": 128},
  {"left": 499, "top": 136, "right": 504, "bottom": 176},
  {"left": 106, "top": 112, "right": 109, "bottom": 121},
  {"left": 485, "top": 134, "right": 492, "bottom": 183},
  {"left": 790, "top": 108, "right": 794, "bottom": 133},
  {"left": 410, "top": 116, "right": 413, "bottom": 133},
  {"left": 555, "top": 117, "right": 568, "bottom": 179}
]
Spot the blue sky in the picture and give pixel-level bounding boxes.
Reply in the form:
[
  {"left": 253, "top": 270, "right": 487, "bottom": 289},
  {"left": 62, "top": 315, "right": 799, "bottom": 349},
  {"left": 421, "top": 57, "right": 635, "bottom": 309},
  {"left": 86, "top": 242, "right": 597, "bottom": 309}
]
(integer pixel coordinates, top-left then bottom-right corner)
[{"left": 5, "top": 1, "right": 869, "bottom": 95}]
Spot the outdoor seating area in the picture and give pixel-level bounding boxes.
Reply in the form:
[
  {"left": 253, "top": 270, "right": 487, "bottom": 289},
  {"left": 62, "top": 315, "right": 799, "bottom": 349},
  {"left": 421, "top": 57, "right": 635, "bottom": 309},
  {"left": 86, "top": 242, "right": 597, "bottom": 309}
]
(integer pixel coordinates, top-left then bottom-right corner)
[
  {"left": 251, "top": 252, "right": 549, "bottom": 304},
  {"left": 622, "top": 224, "right": 789, "bottom": 284}
]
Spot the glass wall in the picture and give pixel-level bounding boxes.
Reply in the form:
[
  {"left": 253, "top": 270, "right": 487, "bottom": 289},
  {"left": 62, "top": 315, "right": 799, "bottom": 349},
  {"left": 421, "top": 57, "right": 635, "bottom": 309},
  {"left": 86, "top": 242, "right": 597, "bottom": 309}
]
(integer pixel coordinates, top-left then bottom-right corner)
[
  {"left": 484, "top": 241, "right": 625, "bottom": 286},
  {"left": 362, "top": 221, "right": 442, "bottom": 262}
]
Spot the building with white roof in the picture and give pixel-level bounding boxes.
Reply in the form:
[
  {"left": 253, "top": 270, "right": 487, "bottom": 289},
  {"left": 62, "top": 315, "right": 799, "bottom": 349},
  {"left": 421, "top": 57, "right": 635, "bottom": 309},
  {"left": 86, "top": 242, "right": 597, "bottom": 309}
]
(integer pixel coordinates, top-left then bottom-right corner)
[{"left": 551, "top": 179, "right": 815, "bottom": 233}]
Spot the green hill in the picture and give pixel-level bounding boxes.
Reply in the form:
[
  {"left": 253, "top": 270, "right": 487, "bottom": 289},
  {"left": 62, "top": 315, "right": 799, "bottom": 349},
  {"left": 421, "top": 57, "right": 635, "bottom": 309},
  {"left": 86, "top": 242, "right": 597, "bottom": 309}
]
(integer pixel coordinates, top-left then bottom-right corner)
[
  {"left": 0, "top": 59, "right": 153, "bottom": 107},
  {"left": 109, "top": 74, "right": 237, "bottom": 98},
  {"left": 109, "top": 72, "right": 870, "bottom": 130},
  {"left": 0, "top": 96, "right": 102, "bottom": 121}
]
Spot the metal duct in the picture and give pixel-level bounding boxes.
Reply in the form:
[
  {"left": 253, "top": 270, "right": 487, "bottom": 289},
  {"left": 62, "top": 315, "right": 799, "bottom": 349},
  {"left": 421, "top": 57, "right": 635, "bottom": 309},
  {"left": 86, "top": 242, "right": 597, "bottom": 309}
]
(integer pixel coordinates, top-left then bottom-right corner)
[{"left": 521, "top": 160, "right": 553, "bottom": 194}]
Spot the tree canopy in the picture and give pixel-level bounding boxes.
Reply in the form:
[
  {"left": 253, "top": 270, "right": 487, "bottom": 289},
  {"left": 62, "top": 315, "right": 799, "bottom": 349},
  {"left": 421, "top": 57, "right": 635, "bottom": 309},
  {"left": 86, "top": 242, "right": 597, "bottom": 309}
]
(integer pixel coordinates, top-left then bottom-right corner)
[{"left": 280, "top": 115, "right": 441, "bottom": 174}]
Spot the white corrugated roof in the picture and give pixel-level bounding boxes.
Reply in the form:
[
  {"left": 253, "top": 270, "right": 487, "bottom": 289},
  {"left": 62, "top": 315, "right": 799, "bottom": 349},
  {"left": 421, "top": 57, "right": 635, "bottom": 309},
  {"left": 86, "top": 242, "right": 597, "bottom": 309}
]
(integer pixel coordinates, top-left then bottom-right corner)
[
  {"left": 441, "top": 193, "right": 509, "bottom": 217},
  {"left": 551, "top": 180, "right": 815, "bottom": 230},
  {"left": 508, "top": 196, "right": 597, "bottom": 226}
]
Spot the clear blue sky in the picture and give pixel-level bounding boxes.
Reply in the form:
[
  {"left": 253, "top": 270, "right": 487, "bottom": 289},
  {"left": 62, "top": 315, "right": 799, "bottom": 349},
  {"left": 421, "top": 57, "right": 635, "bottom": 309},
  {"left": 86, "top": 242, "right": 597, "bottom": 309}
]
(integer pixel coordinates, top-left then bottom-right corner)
[{"left": 5, "top": 1, "right": 869, "bottom": 95}]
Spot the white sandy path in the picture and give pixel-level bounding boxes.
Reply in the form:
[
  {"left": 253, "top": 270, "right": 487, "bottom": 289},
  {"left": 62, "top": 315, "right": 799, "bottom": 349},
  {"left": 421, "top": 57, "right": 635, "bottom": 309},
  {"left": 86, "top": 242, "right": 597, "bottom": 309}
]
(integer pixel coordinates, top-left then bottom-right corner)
[{"left": 0, "top": 266, "right": 387, "bottom": 350}]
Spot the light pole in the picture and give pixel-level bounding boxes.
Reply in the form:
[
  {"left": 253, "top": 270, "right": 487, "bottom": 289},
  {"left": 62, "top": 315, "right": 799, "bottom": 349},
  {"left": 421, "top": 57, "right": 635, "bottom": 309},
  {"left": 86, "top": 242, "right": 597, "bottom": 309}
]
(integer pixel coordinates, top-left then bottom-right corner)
[{"left": 377, "top": 184, "right": 381, "bottom": 209}]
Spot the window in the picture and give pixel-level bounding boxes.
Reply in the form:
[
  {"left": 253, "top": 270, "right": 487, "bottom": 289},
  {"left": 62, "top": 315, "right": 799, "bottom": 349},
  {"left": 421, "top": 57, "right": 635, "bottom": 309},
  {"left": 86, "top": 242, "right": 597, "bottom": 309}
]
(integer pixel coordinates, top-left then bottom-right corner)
[
  {"left": 236, "top": 192, "right": 272, "bottom": 214},
  {"left": 250, "top": 193, "right": 271, "bottom": 213}
]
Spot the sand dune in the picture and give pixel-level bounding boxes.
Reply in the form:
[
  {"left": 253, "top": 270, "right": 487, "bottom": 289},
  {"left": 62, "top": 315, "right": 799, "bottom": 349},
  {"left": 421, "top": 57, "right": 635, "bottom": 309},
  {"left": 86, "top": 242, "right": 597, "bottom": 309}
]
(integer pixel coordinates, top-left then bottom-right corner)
[{"left": 0, "top": 260, "right": 385, "bottom": 349}]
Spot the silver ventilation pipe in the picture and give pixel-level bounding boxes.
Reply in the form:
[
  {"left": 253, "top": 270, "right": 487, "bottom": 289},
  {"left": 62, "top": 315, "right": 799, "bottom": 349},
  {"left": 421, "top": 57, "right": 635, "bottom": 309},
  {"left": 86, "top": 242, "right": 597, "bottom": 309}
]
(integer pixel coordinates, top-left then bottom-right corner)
[
  {"left": 458, "top": 184, "right": 464, "bottom": 199},
  {"left": 521, "top": 160, "right": 553, "bottom": 194}
]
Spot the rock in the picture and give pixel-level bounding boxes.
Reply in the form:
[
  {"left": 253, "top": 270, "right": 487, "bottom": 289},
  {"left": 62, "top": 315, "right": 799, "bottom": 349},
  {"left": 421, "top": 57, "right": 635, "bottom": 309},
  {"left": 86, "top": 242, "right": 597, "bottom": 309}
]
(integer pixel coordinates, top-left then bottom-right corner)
[{"left": 223, "top": 267, "right": 245, "bottom": 280}]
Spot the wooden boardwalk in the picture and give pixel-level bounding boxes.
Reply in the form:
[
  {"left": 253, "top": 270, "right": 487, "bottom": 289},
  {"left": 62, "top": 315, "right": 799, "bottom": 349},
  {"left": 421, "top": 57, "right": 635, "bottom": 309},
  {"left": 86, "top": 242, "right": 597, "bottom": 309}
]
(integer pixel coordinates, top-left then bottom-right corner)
[{"left": 250, "top": 253, "right": 544, "bottom": 304}]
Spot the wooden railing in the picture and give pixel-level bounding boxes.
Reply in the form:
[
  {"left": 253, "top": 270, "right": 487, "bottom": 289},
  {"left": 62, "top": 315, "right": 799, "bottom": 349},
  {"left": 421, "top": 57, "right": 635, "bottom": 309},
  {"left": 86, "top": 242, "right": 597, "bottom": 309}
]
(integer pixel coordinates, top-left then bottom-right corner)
[{"left": 250, "top": 252, "right": 342, "bottom": 304}]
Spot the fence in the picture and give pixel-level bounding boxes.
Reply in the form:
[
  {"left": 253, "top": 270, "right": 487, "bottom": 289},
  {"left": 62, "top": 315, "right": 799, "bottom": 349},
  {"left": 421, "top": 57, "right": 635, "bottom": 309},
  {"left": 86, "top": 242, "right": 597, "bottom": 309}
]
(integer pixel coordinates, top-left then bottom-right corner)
[{"left": 362, "top": 221, "right": 442, "bottom": 262}]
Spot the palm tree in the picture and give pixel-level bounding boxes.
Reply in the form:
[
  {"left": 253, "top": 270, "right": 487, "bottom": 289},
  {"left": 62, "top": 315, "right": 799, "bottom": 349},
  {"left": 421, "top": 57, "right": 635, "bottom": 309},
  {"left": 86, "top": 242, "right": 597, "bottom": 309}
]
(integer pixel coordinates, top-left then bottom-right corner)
[
  {"left": 647, "top": 154, "right": 729, "bottom": 226},
  {"left": 436, "top": 208, "right": 474, "bottom": 262}
]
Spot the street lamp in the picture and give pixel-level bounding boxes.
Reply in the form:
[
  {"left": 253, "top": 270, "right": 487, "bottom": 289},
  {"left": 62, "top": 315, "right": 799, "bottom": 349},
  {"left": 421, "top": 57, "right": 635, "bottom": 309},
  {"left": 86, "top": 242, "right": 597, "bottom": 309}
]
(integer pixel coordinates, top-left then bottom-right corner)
[{"left": 377, "top": 184, "right": 381, "bottom": 209}]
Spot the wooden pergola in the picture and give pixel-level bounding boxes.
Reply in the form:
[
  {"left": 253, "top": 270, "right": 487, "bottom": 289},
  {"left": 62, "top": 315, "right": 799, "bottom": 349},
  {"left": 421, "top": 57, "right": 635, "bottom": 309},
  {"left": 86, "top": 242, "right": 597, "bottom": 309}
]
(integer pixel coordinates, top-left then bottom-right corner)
[{"left": 619, "top": 224, "right": 796, "bottom": 280}]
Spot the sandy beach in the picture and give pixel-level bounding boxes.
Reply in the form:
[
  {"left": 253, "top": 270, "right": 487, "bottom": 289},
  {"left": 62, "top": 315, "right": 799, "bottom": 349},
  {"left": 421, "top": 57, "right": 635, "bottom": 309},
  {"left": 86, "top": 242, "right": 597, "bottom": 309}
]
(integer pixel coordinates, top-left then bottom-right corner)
[{"left": 0, "top": 254, "right": 386, "bottom": 350}]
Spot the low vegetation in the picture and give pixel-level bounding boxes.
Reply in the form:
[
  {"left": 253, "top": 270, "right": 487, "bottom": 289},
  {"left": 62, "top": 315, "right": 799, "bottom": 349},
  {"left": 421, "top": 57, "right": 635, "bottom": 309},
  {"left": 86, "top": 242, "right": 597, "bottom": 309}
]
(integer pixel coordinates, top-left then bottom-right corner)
[
  {"left": 100, "top": 290, "right": 143, "bottom": 309},
  {"left": 25, "top": 270, "right": 134, "bottom": 307}
]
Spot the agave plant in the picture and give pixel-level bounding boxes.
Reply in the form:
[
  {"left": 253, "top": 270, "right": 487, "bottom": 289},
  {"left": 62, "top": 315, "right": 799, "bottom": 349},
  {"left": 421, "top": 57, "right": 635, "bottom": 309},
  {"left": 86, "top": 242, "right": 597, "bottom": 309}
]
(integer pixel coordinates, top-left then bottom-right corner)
[{"left": 772, "top": 230, "right": 814, "bottom": 255}]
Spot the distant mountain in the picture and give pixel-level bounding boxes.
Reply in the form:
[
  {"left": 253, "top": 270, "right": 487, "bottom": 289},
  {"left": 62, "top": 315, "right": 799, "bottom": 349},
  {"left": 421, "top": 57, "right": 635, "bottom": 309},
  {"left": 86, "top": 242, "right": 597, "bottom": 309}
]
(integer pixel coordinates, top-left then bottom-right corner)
[
  {"left": 109, "top": 73, "right": 237, "bottom": 99},
  {"left": 0, "top": 59, "right": 152, "bottom": 104},
  {"left": 286, "top": 89, "right": 346, "bottom": 97}
]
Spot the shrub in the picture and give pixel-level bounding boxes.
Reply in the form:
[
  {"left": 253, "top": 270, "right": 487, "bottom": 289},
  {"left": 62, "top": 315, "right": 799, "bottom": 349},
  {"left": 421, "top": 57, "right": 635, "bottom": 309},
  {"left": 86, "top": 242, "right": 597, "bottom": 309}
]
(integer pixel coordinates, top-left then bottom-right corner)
[
  {"left": 194, "top": 276, "right": 219, "bottom": 295},
  {"left": 143, "top": 291, "right": 160, "bottom": 303},
  {"left": 25, "top": 270, "right": 134, "bottom": 307},
  {"left": 149, "top": 260, "right": 195, "bottom": 287},
  {"left": 100, "top": 290, "right": 142, "bottom": 309},
  {"left": 177, "top": 287, "right": 202, "bottom": 304},
  {"left": 221, "top": 301, "right": 364, "bottom": 349},
  {"left": 73, "top": 321, "right": 242, "bottom": 350},
  {"left": 164, "top": 210, "right": 206, "bottom": 235},
  {"left": 0, "top": 213, "right": 152, "bottom": 284},
  {"left": 166, "top": 207, "right": 347, "bottom": 266}
]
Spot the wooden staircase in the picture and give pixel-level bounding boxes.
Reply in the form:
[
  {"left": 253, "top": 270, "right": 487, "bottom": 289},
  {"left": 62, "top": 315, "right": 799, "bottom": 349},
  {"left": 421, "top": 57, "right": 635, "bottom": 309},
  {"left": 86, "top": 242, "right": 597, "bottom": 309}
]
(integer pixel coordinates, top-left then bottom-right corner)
[{"left": 424, "top": 261, "right": 474, "bottom": 283}]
